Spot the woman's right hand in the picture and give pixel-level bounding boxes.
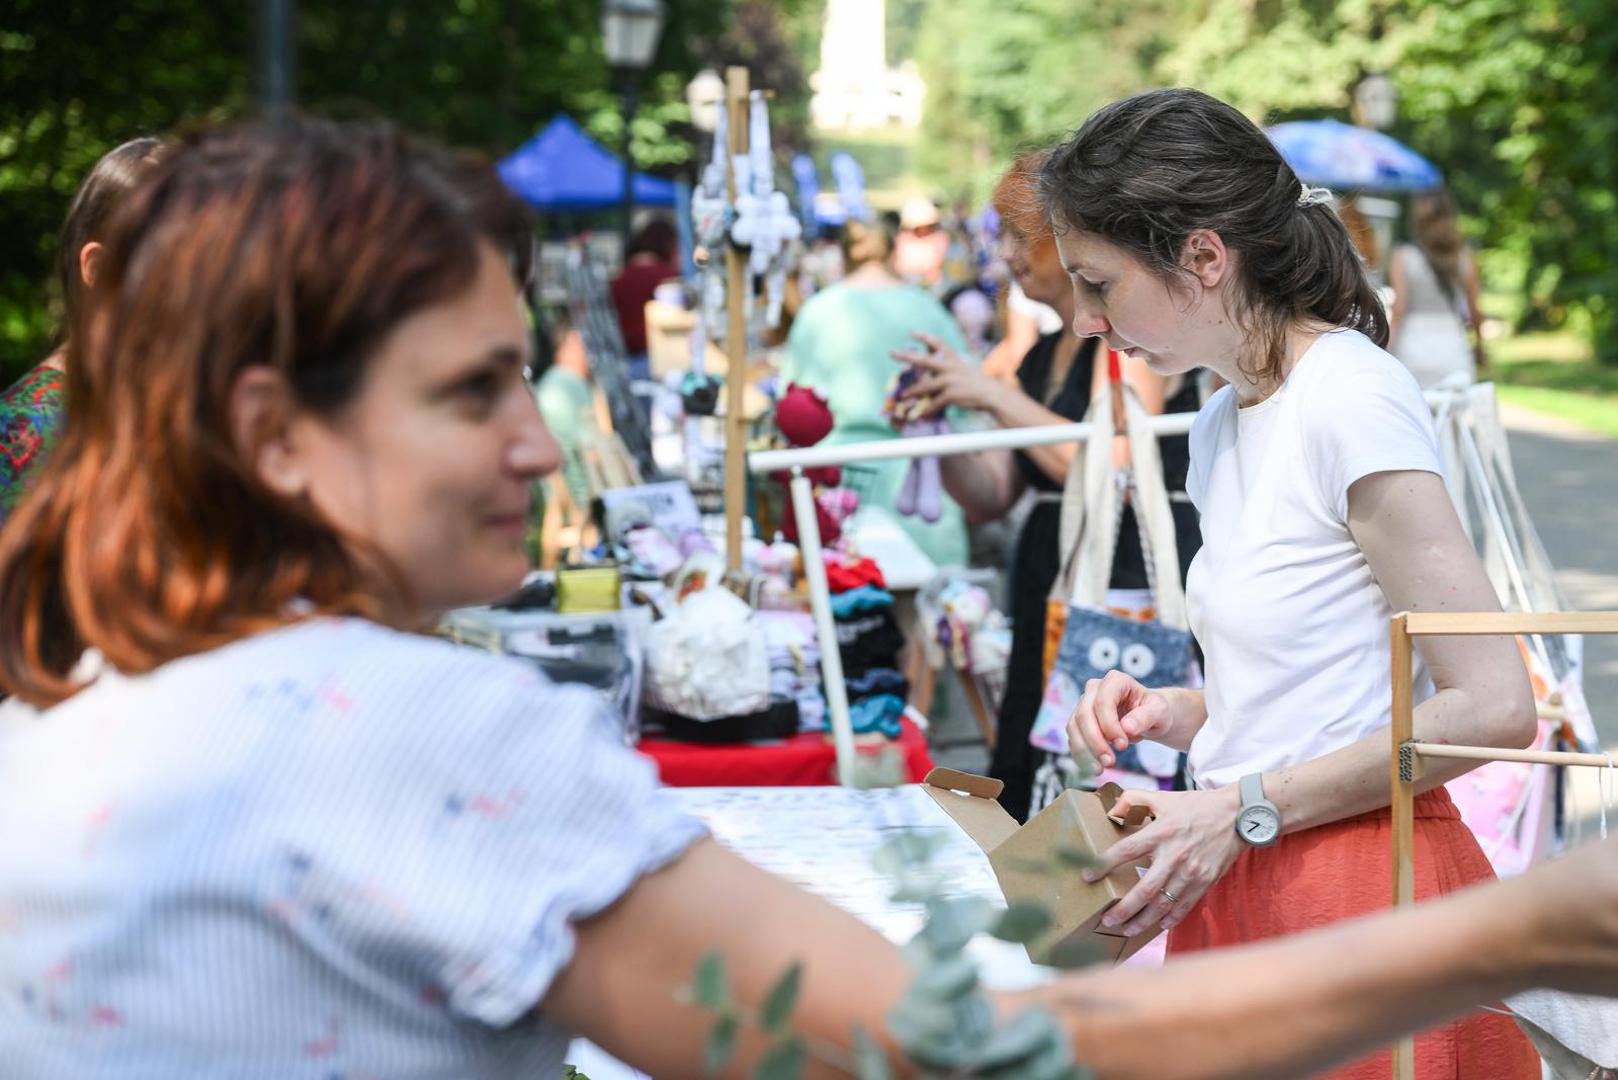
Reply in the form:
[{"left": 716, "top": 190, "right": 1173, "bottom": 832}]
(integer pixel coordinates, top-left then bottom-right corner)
[
  {"left": 889, "top": 331, "right": 1008, "bottom": 414},
  {"left": 1067, "top": 669, "right": 1175, "bottom": 769}
]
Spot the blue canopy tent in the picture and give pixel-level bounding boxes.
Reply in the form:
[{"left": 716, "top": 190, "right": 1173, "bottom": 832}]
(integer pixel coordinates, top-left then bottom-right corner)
[{"left": 498, "top": 114, "right": 677, "bottom": 212}]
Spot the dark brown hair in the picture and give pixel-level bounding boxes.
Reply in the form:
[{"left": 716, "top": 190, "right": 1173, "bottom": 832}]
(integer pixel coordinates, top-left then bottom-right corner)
[
  {"left": 840, "top": 219, "right": 893, "bottom": 271},
  {"left": 1039, "top": 88, "right": 1388, "bottom": 381},
  {"left": 1410, "top": 187, "right": 1465, "bottom": 300},
  {"left": 0, "top": 116, "right": 533, "bottom": 706},
  {"left": 628, "top": 218, "right": 678, "bottom": 262},
  {"left": 55, "top": 136, "right": 170, "bottom": 341}
]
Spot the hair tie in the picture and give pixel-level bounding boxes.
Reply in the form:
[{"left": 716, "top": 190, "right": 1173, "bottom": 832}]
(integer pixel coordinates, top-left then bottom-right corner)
[{"left": 1297, "top": 184, "right": 1334, "bottom": 209}]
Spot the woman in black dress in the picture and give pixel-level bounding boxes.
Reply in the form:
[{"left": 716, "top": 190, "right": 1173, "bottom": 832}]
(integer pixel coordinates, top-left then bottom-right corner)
[{"left": 892, "top": 151, "right": 1201, "bottom": 820}]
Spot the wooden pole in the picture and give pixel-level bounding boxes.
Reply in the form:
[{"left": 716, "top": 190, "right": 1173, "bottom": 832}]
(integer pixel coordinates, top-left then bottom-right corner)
[
  {"left": 1389, "top": 613, "right": 1416, "bottom": 1080},
  {"left": 1410, "top": 743, "right": 1616, "bottom": 769},
  {"left": 723, "top": 65, "right": 750, "bottom": 574},
  {"left": 1383, "top": 607, "right": 1617, "bottom": 1080},
  {"left": 1403, "top": 609, "right": 1618, "bottom": 636}
]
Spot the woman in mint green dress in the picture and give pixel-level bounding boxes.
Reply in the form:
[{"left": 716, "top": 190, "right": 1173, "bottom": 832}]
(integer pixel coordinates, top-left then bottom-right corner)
[{"left": 782, "top": 221, "right": 972, "bottom": 568}]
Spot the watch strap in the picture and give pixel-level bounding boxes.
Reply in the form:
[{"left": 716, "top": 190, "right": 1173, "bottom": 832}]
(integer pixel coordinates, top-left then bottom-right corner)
[{"left": 1239, "top": 771, "right": 1266, "bottom": 809}]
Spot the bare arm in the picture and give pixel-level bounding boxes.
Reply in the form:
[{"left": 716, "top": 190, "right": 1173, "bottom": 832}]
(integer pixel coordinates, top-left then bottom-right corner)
[
  {"left": 982, "top": 302, "right": 1040, "bottom": 382},
  {"left": 1076, "top": 469, "right": 1534, "bottom": 935},
  {"left": 1262, "top": 468, "right": 1535, "bottom": 832},
  {"left": 1054, "top": 837, "right": 1618, "bottom": 1080},
  {"left": 545, "top": 838, "right": 911, "bottom": 1078},
  {"left": 938, "top": 447, "right": 1026, "bottom": 526},
  {"left": 545, "top": 831, "right": 1618, "bottom": 1080}
]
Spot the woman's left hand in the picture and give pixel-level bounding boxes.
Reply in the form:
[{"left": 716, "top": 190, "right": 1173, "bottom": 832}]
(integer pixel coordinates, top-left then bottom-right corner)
[
  {"left": 1082, "top": 786, "right": 1246, "bottom": 937},
  {"left": 889, "top": 331, "right": 1007, "bottom": 414}
]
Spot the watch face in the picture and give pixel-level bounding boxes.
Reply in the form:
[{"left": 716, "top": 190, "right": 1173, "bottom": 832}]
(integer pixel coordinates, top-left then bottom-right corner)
[{"left": 1237, "top": 805, "right": 1281, "bottom": 846}]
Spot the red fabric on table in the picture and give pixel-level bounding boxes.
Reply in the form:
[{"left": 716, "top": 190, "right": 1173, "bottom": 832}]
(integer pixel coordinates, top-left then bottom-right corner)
[
  {"left": 823, "top": 556, "right": 885, "bottom": 594},
  {"left": 639, "top": 717, "right": 933, "bottom": 787}
]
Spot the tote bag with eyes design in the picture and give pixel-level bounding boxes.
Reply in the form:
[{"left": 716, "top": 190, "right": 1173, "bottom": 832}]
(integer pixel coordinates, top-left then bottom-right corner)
[{"left": 1028, "top": 378, "right": 1193, "bottom": 762}]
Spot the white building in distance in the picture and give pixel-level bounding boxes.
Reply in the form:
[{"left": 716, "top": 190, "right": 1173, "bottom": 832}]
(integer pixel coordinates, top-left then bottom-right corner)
[{"left": 810, "top": 0, "right": 925, "bottom": 132}]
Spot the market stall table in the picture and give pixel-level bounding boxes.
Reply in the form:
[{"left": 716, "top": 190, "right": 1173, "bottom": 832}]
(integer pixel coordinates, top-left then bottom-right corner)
[
  {"left": 638, "top": 715, "right": 933, "bottom": 787},
  {"left": 567, "top": 783, "right": 1043, "bottom": 1079}
]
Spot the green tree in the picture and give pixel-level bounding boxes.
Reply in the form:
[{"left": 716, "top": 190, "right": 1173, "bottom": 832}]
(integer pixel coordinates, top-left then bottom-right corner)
[
  {"left": 907, "top": 0, "right": 1618, "bottom": 360},
  {"left": 0, "top": 0, "right": 766, "bottom": 384},
  {"left": 912, "top": 0, "right": 1184, "bottom": 205}
]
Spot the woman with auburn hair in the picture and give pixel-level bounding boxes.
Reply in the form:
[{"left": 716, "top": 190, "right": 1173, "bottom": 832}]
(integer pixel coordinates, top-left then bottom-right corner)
[
  {"left": 0, "top": 136, "right": 168, "bottom": 530},
  {"left": 1049, "top": 88, "right": 1539, "bottom": 1078},
  {"left": 889, "top": 150, "right": 1201, "bottom": 820},
  {"left": 3, "top": 114, "right": 1618, "bottom": 1080},
  {"left": 1388, "top": 186, "right": 1486, "bottom": 388}
]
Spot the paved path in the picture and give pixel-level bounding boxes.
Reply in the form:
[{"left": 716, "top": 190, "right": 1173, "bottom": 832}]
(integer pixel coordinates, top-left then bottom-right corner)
[{"left": 1498, "top": 404, "right": 1618, "bottom": 836}]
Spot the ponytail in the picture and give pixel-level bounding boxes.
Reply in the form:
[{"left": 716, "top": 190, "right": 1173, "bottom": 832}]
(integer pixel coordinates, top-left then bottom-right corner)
[{"left": 1040, "top": 88, "right": 1388, "bottom": 382}]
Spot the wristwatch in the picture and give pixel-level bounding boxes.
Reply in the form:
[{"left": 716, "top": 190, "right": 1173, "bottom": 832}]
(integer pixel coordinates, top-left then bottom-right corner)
[{"left": 1234, "top": 772, "right": 1281, "bottom": 847}]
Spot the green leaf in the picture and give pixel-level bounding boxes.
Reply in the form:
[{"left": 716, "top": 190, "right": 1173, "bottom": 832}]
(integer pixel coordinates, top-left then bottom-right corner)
[
  {"left": 992, "top": 902, "right": 1054, "bottom": 945},
  {"left": 871, "top": 831, "right": 948, "bottom": 876},
  {"left": 693, "top": 950, "right": 730, "bottom": 1011},
  {"left": 752, "top": 1036, "right": 807, "bottom": 1080},
  {"left": 1055, "top": 846, "right": 1103, "bottom": 871},
  {"left": 851, "top": 1026, "right": 896, "bottom": 1080},
  {"left": 760, "top": 961, "right": 803, "bottom": 1035},
  {"left": 908, "top": 954, "right": 979, "bottom": 1002},
  {"left": 918, "top": 896, "right": 994, "bottom": 955},
  {"left": 705, "top": 1014, "right": 739, "bottom": 1076},
  {"left": 1043, "top": 938, "right": 1105, "bottom": 971},
  {"left": 967, "top": 1007, "right": 1061, "bottom": 1071}
]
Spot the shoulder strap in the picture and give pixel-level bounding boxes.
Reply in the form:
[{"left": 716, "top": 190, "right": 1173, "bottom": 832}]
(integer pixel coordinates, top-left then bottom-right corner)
[
  {"left": 1050, "top": 389, "right": 1116, "bottom": 607},
  {"left": 1119, "top": 388, "right": 1188, "bottom": 628}
]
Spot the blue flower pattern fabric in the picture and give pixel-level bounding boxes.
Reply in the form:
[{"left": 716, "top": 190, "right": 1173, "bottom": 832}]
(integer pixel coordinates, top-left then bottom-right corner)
[{"left": 0, "top": 617, "right": 705, "bottom": 1079}]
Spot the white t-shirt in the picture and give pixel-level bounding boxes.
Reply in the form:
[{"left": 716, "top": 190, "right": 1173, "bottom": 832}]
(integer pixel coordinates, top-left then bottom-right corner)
[
  {"left": 0, "top": 618, "right": 706, "bottom": 1079},
  {"left": 1184, "top": 329, "right": 1443, "bottom": 790}
]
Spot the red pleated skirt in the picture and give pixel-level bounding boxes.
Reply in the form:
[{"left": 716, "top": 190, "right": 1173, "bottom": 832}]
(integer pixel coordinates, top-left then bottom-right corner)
[{"left": 1167, "top": 787, "right": 1539, "bottom": 1080}]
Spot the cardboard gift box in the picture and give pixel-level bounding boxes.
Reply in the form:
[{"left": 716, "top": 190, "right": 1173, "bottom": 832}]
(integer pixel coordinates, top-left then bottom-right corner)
[{"left": 920, "top": 767, "right": 1161, "bottom": 964}]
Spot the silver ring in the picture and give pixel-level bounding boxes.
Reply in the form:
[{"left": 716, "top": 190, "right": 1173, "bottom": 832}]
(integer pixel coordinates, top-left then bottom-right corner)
[{"left": 1160, "top": 887, "right": 1179, "bottom": 905}]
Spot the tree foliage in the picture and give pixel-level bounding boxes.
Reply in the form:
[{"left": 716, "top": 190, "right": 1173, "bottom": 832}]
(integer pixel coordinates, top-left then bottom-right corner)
[
  {"left": 0, "top": 0, "right": 810, "bottom": 383},
  {"left": 910, "top": 0, "right": 1618, "bottom": 360}
]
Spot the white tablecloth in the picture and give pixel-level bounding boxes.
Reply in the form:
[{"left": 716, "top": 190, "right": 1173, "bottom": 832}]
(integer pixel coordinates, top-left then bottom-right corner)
[{"left": 566, "top": 784, "right": 1043, "bottom": 1077}]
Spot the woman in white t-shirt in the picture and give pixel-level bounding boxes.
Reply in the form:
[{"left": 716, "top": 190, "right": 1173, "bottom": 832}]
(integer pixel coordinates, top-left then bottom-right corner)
[
  {"left": 6, "top": 114, "right": 1618, "bottom": 1080},
  {"left": 1052, "top": 89, "right": 1542, "bottom": 1079}
]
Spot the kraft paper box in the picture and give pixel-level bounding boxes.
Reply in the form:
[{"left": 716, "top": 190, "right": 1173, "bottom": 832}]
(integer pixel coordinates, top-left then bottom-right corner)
[{"left": 920, "top": 767, "right": 1161, "bottom": 964}]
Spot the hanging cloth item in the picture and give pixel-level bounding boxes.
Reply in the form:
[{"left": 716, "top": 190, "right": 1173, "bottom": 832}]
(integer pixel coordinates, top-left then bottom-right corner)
[
  {"left": 690, "top": 100, "right": 731, "bottom": 344},
  {"left": 729, "top": 91, "right": 801, "bottom": 329}
]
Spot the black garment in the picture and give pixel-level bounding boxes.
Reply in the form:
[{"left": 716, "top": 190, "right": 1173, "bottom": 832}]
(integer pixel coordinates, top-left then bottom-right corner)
[
  {"left": 836, "top": 608, "right": 906, "bottom": 678},
  {"left": 988, "top": 333, "right": 1205, "bottom": 821}
]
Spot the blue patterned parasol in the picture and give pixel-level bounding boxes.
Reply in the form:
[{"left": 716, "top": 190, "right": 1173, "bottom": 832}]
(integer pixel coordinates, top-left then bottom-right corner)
[{"left": 1267, "top": 119, "right": 1442, "bottom": 193}]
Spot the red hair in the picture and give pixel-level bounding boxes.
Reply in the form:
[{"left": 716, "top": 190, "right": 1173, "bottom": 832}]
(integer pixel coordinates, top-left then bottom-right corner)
[
  {"left": 0, "top": 117, "right": 532, "bottom": 707},
  {"left": 991, "top": 150, "right": 1062, "bottom": 282}
]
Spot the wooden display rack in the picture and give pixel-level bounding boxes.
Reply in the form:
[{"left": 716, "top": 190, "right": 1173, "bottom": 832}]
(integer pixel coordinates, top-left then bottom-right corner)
[{"left": 1389, "top": 609, "right": 1618, "bottom": 1080}]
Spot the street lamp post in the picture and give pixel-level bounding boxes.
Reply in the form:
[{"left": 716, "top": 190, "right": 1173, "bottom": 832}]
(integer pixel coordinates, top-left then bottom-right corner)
[
  {"left": 685, "top": 67, "right": 724, "bottom": 137},
  {"left": 256, "top": 0, "right": 296, "bottom": 119},
  {"left": 601, "top": 0, "right": 667, "bottom": 260},
  {"left": 1353, "top": 72, "right": 1398, "bottom": 131}
]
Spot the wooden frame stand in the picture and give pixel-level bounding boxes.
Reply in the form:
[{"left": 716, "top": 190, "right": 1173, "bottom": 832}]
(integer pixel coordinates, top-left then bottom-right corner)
[
  {"left": 1389, "top": 609, "right": 1618, "bottom": 1080},
  {"left": 722, "top": 65, "right": 750, "bottom": 574}
]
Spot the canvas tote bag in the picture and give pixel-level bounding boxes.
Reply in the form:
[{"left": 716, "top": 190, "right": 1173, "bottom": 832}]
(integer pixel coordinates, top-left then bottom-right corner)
[{"left": 1028, "top": 377, "right": 1193, "bottom": 767}]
